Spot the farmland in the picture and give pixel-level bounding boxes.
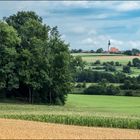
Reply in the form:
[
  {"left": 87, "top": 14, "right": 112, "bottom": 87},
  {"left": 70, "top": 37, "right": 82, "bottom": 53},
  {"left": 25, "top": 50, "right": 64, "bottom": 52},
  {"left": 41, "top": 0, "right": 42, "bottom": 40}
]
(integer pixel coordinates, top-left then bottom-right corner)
[
  {"left": 0, "top": 94, "right": 140, "bottom": 129},
  {"left": 72, "top": 53, "right": 140, "bottom": 79},
  {"left": 0, "top": 119, "right": 140, "bottom": 139},
  {"left": 72, "top": 53, "right": 140, "bottom": 65}
]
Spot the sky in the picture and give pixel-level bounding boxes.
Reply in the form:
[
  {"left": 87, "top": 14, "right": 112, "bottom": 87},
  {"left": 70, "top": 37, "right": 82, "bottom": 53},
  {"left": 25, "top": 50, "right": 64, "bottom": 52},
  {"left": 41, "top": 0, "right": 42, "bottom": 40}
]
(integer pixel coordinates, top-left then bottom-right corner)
[{"left": 0, "top": 1, "right": 140, "bottom": 51}]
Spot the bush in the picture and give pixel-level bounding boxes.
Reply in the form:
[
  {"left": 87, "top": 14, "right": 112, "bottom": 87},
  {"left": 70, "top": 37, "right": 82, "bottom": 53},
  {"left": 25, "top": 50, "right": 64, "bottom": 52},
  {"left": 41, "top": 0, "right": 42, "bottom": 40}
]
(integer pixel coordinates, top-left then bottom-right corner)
[
  {"left": 115, "top": 61, "right": 121, "bottom": 66},
  {"left": 76, "top": 83, "right": 83, "bottom": 88},
  {"left": 132, "top": 58, "right": 140, "bottom": 67},
  {"left": 106, "top": 85, "right": 120, "bottom": 95},
  {"left": 124, "top": 91, "right": 133, "bottom": 96},
  {"left": 105, "top": 64, "right": 116, "bottom": 72},
  {"left": 77, "top": 70, "right": 129, "bottom": 83},
  {"left": 123, "top": 66, "right": 131, "bottom": 73},
  {"left": 84, "top": 84, "right": 120, "bottom": 95},
  {"left": 127, "top": 61, "right": 132, "bottom": 67},
  {"left": 94, "top": 60, "right": 101, "bottom": 65},
  {"left": 92, "top": 66, "right": 105, "bottom": 70}
]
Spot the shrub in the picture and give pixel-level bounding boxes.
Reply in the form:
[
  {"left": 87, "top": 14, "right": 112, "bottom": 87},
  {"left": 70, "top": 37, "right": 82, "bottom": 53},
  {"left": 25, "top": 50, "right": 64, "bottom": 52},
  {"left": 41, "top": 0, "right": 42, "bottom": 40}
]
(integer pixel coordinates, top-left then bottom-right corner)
[
  {"left": 84, "top": 84, "right": 120, "bottom": 95},
  {"left": 132, "top": 58, "right": 140, "bottom": 67},
  {"left": 124, "top": 91, "right": 133, "bottom": 96},
  {"left": 115, "top": 61, "right": 121, "bottom": 66},
  {"left": 123, "top": 65, "right": 131, "bottom": 73},
  {"left": 94, "top": 60, "right": 101, "bottom": 65},
  {"left": 105, "top": 64, "right": 116, "bottom": 72},
  {"left": 76, "top": 83, "right": 83, "bottom": 88}
]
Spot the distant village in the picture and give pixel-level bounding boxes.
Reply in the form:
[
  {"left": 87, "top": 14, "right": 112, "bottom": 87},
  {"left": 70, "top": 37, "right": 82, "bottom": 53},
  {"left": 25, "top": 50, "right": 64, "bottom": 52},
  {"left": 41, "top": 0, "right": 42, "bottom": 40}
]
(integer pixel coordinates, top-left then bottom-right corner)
[{"left": 71, "top": 40, "right": 140, "bottom": 56}]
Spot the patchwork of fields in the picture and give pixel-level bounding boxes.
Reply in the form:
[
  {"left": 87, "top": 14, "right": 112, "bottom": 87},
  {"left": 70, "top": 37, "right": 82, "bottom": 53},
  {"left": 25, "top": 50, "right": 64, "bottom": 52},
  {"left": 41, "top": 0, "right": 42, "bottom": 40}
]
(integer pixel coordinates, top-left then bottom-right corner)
[
  {"left": 1, "top": 53, "right": 140, "bottom": 130},
  {"left": 72, "top": 53, "right": 140, "bottom": 64},
  {"left": 0, "top": 94, "right": 140, "bottom": 129},
  {"left": 72, "top": 53, "right": 140, "bottom": 77}
]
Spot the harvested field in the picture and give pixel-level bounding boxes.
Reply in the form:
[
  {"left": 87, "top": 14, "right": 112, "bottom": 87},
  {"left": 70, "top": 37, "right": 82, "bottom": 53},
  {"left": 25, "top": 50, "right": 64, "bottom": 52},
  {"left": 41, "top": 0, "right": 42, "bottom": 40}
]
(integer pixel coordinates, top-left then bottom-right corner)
[{"left": 0, "top": 119, "right": 140, "bottom": 139}]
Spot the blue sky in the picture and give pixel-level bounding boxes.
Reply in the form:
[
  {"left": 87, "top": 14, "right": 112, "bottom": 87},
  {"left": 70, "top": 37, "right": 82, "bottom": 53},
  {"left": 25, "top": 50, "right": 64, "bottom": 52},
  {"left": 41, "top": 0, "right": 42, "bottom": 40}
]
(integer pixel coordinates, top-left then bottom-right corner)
[{"left": 1, "top": 1, "right": 140, "bottom": 51}]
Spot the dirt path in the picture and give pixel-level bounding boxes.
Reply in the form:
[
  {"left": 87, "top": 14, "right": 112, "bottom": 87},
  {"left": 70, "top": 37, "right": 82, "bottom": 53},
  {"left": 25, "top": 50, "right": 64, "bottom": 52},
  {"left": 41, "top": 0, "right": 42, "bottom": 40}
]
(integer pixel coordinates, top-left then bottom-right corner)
[{"left": 0, "top": 119, "right": 140, "bottom": 139}]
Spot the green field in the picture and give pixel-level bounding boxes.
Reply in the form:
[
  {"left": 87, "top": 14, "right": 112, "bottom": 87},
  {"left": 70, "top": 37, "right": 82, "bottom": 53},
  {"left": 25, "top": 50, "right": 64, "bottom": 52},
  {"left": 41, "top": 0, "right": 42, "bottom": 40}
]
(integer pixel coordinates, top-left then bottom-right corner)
[
  {"left": 72, "top": 53, "right": 140, "bottom": 77},
  {"left": 72, "top": 53, "right": 140, "bottom": 65},
  {"left": 0, "top": 94, "right": 140, "bottom": 129},
  {"left": 82, "top": 55, "right": 140, "bottom": 65}
]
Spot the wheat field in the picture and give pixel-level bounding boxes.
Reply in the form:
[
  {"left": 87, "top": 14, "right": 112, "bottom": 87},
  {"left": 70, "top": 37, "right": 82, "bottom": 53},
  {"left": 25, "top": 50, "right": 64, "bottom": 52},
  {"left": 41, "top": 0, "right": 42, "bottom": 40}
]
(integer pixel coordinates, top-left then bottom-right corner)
[{"left": 0, "top": 119, "right": 140, "bottom": 139}]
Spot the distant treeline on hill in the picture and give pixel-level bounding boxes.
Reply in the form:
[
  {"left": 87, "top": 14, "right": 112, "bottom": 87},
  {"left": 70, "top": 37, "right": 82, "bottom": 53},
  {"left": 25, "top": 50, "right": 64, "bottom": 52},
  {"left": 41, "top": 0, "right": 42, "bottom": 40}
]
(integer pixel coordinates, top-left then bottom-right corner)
[{"left": 71, "top": 48, "right": 140, "bottom": 56}]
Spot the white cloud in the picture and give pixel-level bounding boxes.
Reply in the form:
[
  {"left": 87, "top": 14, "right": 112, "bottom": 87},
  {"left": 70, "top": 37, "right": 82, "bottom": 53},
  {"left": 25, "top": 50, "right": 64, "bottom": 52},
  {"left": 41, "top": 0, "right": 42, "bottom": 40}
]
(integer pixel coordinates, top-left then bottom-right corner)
[
  {"left": 82, "top": 38, "right": 96, "bottom": 45},
  {"left": 61, "top": 1, "right": 89, "bottom": 8},
  {"left": 71, "top": 26, "right": 86, "bottom": 34},
  {"left": 81, "top": 34, "right": 125, "bottom": 50},
  {"left": 88, "top": 30, "right": 97, "bottom": 35},
  {"left": 128, "top": 40, "right": 140, "bottom": 48},
  {"left": 116, "top": 2, "right": 140, "bottom": 12},
  {"left": 54, "top": 1, "right": 140, "bottom": 12}
]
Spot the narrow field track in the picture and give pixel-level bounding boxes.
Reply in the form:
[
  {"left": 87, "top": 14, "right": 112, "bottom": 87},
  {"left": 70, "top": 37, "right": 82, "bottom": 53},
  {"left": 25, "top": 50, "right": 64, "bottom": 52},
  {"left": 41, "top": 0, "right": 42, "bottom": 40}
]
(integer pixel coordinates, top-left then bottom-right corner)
[{"left": 0, "top": 119, "right": 140, "bottom": 139}]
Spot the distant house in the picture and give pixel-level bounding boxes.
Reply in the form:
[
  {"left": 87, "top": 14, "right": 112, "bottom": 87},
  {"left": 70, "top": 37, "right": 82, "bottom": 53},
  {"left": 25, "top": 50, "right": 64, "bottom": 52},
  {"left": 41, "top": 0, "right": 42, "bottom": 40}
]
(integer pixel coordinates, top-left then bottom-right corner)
[{"left": 109, "top": 47, "right": 119, "bottom": 53}]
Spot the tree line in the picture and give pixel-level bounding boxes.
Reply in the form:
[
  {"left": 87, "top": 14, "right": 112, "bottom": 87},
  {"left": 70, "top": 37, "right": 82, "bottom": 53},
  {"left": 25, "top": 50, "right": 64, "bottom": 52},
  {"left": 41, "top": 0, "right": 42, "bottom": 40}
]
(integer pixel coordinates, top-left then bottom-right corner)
[{"left": 0, "top": 11, "right": 74, "bottom": 105}]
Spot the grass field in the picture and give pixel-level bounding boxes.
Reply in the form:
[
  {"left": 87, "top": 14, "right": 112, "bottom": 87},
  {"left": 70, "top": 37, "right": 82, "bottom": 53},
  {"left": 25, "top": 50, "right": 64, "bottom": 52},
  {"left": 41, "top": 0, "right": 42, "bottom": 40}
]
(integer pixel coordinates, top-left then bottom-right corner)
[
  {"left": 72, "top": 53, "right": 140, "bottom": 76},
  {"left": 82, "top": 55, "right": 140, "bottom": 65},
  {"left": 0, "top": 94, "right": 140, "bottom": 129},
  {"left": 72, "top": 53, "right": 140, "bottom": 65}
]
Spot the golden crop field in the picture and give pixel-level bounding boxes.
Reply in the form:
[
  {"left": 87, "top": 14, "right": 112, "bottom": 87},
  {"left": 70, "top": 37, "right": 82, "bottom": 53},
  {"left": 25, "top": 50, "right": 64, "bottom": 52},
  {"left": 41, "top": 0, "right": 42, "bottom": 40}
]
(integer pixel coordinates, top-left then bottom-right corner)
[{"left": 0, "top": 119, "right": 140, "bottom": 139}]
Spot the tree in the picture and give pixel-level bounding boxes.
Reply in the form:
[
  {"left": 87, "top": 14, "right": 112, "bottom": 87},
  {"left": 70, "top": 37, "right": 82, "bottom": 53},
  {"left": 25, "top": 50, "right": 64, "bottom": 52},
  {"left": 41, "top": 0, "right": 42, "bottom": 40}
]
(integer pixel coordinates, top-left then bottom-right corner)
[
  {"left": 69, "top": 55, "right": 86, "bottom": 82},
  {"left": 132, "top": 48, "right": 140, "bottom": 55},
  {"left": 124, "top": 50, "right": 132, "bottom": 56},
  {"left": 94, "top": 60, "right": 101, "bottom": 65},
  {"left": 0, "top": 21, "right": 21, "bottom": 97},
  {"left": 96, "top": 48, "right": 103, "bottom": 53},
  {"left": 132, "top": 58, "right": 140, "bottom": 67},
  {"left": 3, "top": 11, "right": 72, "bottom": 105},
  {"left": 127, "top": 61, "right": 132, "bottom": 67},
  {"left": 122, "top": 80, "right": 132, "bottom": 90},
  {"left": 123, "top": 66, "right": 131, "bottom": 73}
]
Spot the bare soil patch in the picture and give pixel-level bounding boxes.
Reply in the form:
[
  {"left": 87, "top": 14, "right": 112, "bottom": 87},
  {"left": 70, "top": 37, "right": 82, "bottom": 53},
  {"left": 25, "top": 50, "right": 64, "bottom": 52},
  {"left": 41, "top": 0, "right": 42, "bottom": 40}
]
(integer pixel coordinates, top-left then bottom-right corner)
[{"left": 0, "top": 118, "right": 139, "bottom": 139}]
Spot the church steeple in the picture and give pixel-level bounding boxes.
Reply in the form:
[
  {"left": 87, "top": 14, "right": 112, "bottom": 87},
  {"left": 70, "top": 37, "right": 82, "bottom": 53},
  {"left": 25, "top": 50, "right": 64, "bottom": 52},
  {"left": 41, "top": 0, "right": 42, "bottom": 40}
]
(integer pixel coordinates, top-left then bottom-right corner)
[{"left": 108, "top": 40, "right": 111, "bottom": 53}]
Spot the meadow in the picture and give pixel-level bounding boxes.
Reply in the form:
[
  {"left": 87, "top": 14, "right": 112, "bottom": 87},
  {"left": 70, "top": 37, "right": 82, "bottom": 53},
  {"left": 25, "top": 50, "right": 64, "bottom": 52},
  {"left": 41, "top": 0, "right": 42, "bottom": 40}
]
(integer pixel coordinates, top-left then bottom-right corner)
[
  {"left": 0, "top": 94, "right": 140, "bottom": 129},
  {"left": 83, "top": 55, "right": 139, "bottom": 65},
  {"left": 72, "top": 53, "right": 140, "bottom": 77},
  {"left": 72, "top": 53, "right": 140, "bottom": 64}
]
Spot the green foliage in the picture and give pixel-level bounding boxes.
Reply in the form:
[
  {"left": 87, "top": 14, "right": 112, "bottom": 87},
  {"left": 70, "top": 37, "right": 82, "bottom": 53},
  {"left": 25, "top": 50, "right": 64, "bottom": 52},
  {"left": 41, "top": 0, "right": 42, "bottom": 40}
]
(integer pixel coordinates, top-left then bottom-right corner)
[
  {"left": 96, "top": 48, "right": 103, "bottom": 53},
  {"left": 84, "top": 84, "right": 120, "bottom": 95},
  {"left": 127, "top": 61, "right": 132, "bottom": 67},
  {"left": 115, "top": 61, "right": 121, "bottom": 66},
  {"left": 0, "top": 94, "right": 140, "bottom": 129},
  {"left": 132, "top": 58, "right": 140, "bottom": 67},
  {"left": 123, "top": 65, "right": 131, "bottom": 73},
  {"left": 0, "top": 21, "right": 21, "bottom": 92},
  {"left": 94, "top": 60, "right": 101, "bottom": 65},
  {"left": 77, "top": 70, "right": 130, "bottom": 83},
  {"left": 0, "top": 11, "right": 72, "bottom": 105},
  {"left": 1, "top": 114, "right": 140, "bottom": 129},
  {"left": 105, "top": 64, "right": 116, "bottom": 72},
  {"left": 124, "top": 91, "right": 133, "bottom": 96}
]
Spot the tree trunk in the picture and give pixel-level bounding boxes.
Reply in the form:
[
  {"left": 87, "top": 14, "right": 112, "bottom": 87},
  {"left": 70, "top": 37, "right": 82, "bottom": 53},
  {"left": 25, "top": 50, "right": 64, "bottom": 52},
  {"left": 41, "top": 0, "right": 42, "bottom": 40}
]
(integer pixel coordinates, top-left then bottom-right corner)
[
  {"left": 49, "top": 90, "right": 52, "bottom": 104},
  {"left": 31, "top": 89, "right": 33, "bottom": 104},
  {"left": 29, "top": 87, "right": 31, "bottom": 103}
]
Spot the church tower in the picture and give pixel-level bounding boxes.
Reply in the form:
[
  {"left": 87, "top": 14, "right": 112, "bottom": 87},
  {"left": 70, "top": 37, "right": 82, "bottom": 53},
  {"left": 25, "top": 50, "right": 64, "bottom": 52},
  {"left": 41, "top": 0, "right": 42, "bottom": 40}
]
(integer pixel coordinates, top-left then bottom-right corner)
[{"left": 108, "top": 40, "right": 111, "bottom": 53}]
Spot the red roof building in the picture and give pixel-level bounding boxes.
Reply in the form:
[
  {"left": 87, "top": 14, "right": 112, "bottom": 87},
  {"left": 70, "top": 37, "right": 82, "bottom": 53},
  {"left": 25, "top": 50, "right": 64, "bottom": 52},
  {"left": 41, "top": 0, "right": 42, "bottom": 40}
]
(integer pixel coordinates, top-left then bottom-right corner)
[{"left": 109, "top": 47, "right": 119, "bottom": 53}]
